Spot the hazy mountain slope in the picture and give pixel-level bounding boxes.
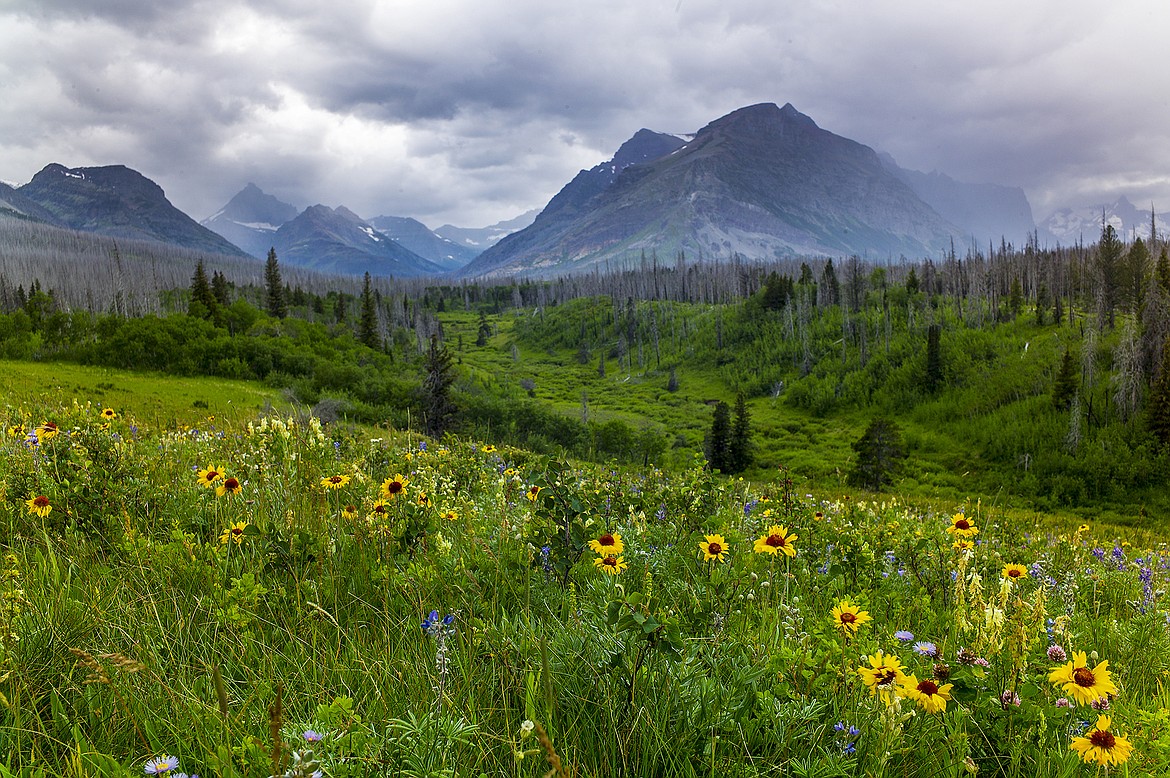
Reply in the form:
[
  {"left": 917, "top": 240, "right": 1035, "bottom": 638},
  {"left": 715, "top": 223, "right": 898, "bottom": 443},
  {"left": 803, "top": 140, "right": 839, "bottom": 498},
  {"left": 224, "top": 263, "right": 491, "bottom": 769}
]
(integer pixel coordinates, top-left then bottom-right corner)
[
  {"left": 272, "top": 205, "right": 445, "bottom": 278},
  {"left": 202, "top": 183, "right": 299, "bottom": 258},
  {"left": 462, "top": 103, "right": 966, "bottom": 278}
]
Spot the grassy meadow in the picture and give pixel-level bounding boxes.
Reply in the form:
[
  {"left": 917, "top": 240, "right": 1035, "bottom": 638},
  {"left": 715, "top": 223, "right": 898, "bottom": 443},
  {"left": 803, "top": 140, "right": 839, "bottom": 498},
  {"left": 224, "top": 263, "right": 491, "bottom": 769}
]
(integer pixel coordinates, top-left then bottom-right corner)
[{"left": 1, "top": 383, "right": 1169, "bottom": 776}]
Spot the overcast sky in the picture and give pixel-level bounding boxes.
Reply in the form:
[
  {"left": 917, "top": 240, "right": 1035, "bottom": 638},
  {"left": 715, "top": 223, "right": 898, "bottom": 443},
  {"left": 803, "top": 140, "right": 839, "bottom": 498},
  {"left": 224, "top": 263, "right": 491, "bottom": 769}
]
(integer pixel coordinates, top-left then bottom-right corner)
[{"left": 2, "top": 0, "right": 1168, "bottom": 229}]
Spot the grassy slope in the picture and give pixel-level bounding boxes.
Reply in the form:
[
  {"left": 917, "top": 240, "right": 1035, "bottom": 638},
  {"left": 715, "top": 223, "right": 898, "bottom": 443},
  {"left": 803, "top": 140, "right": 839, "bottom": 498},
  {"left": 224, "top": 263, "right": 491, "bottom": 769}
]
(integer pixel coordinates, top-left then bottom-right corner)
[
  {"left": 0, "top": 359, "right": 285, "bottom": 427},
  {"left": 444, "top": 302, "right": 1169, "bottom": 525}
]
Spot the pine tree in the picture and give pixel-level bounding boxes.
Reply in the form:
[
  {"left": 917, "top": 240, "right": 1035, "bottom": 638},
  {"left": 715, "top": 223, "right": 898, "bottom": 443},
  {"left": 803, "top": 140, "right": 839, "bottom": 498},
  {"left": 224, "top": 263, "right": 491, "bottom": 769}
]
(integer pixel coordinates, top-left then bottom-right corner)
[
  {"left": 729, "top": 393, "right": 753, "bottom": 474},
  {"left": 667, "top": 366, "right": 679, "bottom": 393},
  {"left": 476, "top": 310, "right": 491, "bottom": 346},
  {"left": 1052, "top": 347, "right": 1078, "bottom": 409},
  {"left": 188, "top": 260, "right": 216, "bottom": 319},
  {"left": 704, "top": 401, "right": 732, "bottom": 473},
  {"left": 598, "top": 351, "right": 606, "bottom": 378},
  {"left": 847, "top": 418, "right": 906, "bottom": 492},
  {"left": 1096, "top": 223, "right": 1123, "bottom": 328},
  {"left": 211, "top": 270, "right": 230, "bottom": 307},
  {"left": 1156, "top": 247, "right": 1170, "bottom": 297},
  {"left": 1123, "top": 237, "right": 1150, "bottom": 313},
  {"left": 1008, "top": 278, "right": 1023, "bottom": 318},
  {"left": 264, "top": 248, "right": 287, "bottom": 319},
  {"left": 421, "top": 334, "right": 456, "bottom": 438},
  {"left": 1148, "top": 340, "right": 1170, "bottom": 448},
  {"left": 359, "top": 272, "right": 379, "bottom": 349}
]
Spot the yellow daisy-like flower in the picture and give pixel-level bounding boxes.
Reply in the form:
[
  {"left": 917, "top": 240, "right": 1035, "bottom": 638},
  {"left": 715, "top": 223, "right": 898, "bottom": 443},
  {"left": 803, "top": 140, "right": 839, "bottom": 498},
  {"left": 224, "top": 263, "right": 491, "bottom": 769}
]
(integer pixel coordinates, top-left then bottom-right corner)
[
  {"left": 699, "top": 534, "right": 728, "bottom": 563},
  {"left": 36, "top": 421, "right": 60, "bottom": 440},
  {"left": 219, "top": 521, "right": 249, "bottom": 545},
  {"left": 946, "top": 513, "right": 979, "bottom": 538},
  {"left": 442, "top": 509, "right": 459, "bottom": 521},
  {"left": 593, "top": 554, "right": 628, "bottom": 575},
  {"left": 1070, "top": 715, "right": 1133, "bottom": 766},
  {"left": 952, "top": 538, "right": 974, "bottom": 552},
  {"left": 7, "top": 423, "right": 26, "bottom": 438},
  {"left": 900, "top": 673, "right": 954, "bottom": 714},
  {"left": 525, "top": 485, "right": 541, "bottom": 502},
  {"left": 416, "top": 491, "right": 430, "bottom": 507},
  {"left": 215, "top": 476, "right": 242, "bottom": 497},
  {"left": 100, "top": 408, "right": 117, "bottom": 420},
  {"left": 368, "top": 500, "right": 389, "bottom": 519},
  {"left": 25, "top": 495, "right": 52, "bottom": 518},
  {"left": 1049, "top": 651, "right": 1119, "bottom": 706},
  {"left": 857, "top": 651, "right": 907, "bottom": 704},
  {"left": 196, "top": 464, "right": 225, "bottom": 488},
  {"left": 381, "top": 474, "right": 410, "bottom": 500},
  {"left": 481, "top": 444, "right": 496, "bottom": 453},
  {"left": 1002, "top": 563, "right": 1028, "bottom": 580},
  {"left": 753, "top": 525, "right": 797, "bottom": 557},
  {"left": 320, "top": 474, "right": 351, "bottom": 490},
  {"left": 831, "top": 599, "right": 872, "bottom": 637},
  {"left": 341, "top": 504, "right": 359, "bottom": 520},
  {"left": 588, "top": 533, "right": 624, "bottom": 555}
]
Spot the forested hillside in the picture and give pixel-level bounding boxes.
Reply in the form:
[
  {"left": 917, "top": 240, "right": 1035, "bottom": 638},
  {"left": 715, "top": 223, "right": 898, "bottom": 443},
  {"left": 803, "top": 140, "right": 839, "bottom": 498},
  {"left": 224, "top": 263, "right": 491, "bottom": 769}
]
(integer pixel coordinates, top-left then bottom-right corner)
[{"left": 2, "top": 222, "right": 1168, "bottom": 519}]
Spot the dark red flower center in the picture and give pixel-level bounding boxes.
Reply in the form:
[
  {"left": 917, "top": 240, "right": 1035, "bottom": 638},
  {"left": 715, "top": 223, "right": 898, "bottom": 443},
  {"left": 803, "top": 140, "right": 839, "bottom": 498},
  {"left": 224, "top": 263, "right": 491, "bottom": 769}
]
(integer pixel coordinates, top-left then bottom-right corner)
[
  {"left": 954, "top": 518, "right": 970, "bottom": 530},
  {"left": 1007, "top": 568, "right": 1023, "bottom": 578},
  {"left": 766, "top": 533, "right": 785, "bottom": 547},
  {"left": 328, "top": 476, "right": 343, "bottom": 484},
  {"left": 33, "top": 496, "right": 50, "bottom": 508},
  {"left": 224, "top": 478, "right": 239, "bottom": 490},
  {"left": 231, "top": 526, "right": 244, "bottom": 536},
  {"left": 603, "top": 556, "right": 618, "bottom": 567},
  {"left": 1073, "top": 667, "right": 1096, "bottom": 687},
  {"left": 206, "top": 470, "right": 219, "bottom": 480},
  {"left": 839, "top": 612, "right": 857, "bottom": 624},
  {"left": 707, "top": 542, "right": 722, "bottom": 555},
  {"left": 387, "top": 481, "right": 403, "bottom": 494},
  {"left": 373, "top": 504, "right": 386, "bottom": 514},
  {"left": 1089, "top": 730, "right": 1116, "bottom": 749},
  {"left": 917, "top": 679, "right": 939, "bottom": 695},
  {"left": 599, "top": 533, "right": 615, "bottom": 546},
  {"left": 344, "top": 504, "right": 356, "bottom": 513},
  {"left": 876, "top": 669, "right": 898, "bottom": 685}
]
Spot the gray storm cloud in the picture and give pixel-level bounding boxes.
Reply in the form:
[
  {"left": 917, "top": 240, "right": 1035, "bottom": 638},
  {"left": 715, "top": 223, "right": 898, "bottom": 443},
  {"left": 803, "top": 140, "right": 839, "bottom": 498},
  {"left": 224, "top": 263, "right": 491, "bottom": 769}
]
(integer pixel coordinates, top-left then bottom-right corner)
[{"left": 2, "top": 0, "right": 1168, "bottom": 228}]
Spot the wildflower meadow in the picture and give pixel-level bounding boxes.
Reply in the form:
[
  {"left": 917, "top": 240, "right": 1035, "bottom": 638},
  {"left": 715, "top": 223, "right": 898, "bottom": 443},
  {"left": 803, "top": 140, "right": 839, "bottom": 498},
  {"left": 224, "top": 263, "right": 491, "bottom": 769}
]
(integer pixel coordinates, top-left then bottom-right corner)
[{"left": 2, "top": 400, "right": 1170, "bottom": 777}]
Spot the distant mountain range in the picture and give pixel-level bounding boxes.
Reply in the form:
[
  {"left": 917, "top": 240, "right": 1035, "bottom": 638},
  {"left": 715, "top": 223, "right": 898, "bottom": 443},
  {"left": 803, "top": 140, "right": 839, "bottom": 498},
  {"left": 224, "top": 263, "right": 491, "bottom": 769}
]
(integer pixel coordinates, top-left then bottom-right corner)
[
  {"left": 1038, "top": 195, "right": 1166, "bottom": 246},
  {"left": 8, "top": 102, "right": 1161, "bottom": 281},
  {"left": 199, "top": 185, "right": 532, "bottom": 276}
]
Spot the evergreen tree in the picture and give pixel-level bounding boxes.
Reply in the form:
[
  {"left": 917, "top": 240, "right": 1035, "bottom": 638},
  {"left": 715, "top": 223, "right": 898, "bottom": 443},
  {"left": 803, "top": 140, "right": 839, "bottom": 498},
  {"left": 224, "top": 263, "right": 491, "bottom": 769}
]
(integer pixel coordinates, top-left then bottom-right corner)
[
  {"left": 335, "top": 293, "right": 347, "bottom": 323},
  {"left": 905, "top": 268, "right": 920, "bottom": 295},
  {"left": 1123, "top": 237, "right": 1150, "bottom": 313},
  {"left": 264, "top": 248, "right": 287, "bottom": 319},
  {"left": 211, "top": 270, "right": 230, "bottom": 307},
  {"left": 1052, "top": 347, "right": 1078, "bottom": 409},
  {"left": 476, "top": 310, "right": 491, "bottom": 346},
  {"left": 1035, "top": 284, "right": 1050, "bottom": 326},
  {"left": 358, "top": 272, "right": 379, "bottom": 349},
  {"left": 188, "top": 260, "right": 216, "bottom": 319},
  {"left": 925, "top": 324, "right": 943, "bottom": 392},
  {"left": 847, "top": 418, "right": 906, "bottom": 492},
  {"left": 1008, "top": 278, "right": 1023, "bottom": 318},
  {"left": 1158, "top": 247, "right": 1170, "bottom": 296},
  {"left": 421, "top": 334, "right": 456, "bottom": 438},
  {"left": 1148, "top": 341, "right": 1170, "bottom": 448},
  {"left": 704, "top": 401, "right": 732, "bottom": 473},
  {"left": 1096, "top": 223, "right": 1124, "bottom": 328},
  {"left": 598, "top": 351, "right": 606, "bottom": 378},
  {"left": 667, "top": 366, "right": 679, "bottom": 393},
  {"left": 729, "top": 392, "right": 753, "bottom": 474}
]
